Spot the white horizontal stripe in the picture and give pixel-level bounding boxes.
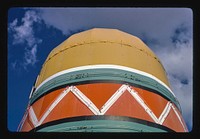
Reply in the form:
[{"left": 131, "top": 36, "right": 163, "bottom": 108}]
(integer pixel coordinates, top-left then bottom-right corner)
[
  {"left": 29, "top": 87, "right": 34, "bottom": 99},
  {"left": 35, "top": 64, "right": 175, "bottom": 97}
]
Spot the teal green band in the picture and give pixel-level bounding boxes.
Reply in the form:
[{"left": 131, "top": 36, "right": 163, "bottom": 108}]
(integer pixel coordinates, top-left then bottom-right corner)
[
  {"left": 30, "top": 68, "right": 181, "bottom": 111},
  {"left": 36, "top": 119, "right": 169, "bottom": 132}
]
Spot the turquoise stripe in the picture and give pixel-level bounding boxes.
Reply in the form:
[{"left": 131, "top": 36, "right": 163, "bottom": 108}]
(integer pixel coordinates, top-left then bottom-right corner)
[
  {"left": 30, "top": 68, "right": 181, "bottom": 111},
  {"left": 36, "top": 120, "right": 168, "bottom": 132}
]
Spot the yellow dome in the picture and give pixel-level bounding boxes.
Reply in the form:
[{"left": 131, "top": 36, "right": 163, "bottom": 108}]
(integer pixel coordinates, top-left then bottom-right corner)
[{"left": 35, "top": 28, "right": 170, "bottom": 88}]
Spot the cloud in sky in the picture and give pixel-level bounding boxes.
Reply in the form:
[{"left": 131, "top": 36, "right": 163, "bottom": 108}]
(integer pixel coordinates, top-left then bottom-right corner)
[
  {"left": 8, "top": 8, "right": 193, "bottom": 130},
  {"left": 38, "top": 8, "right": 192, "bottom": 41},
  {"left": 154, "top": 23, "right": 193, "bottom": 129},
  {"left": 8, "top": 10, "right": 42, "bottom": 68}
]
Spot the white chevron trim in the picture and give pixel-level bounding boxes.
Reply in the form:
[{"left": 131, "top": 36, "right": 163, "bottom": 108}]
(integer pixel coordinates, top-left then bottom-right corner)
[
  {"left": 126, "top": 85, "right": 159, "bottom": 123},
  {"left": 158, "top": 102, "right": 172, "bottom": 124},
  {"left": 171, "top": 104, "right": 188, "bottom": 132},
  {"left": 29, "top": 107, "right": 39, "bottom": 127},
  {"left": 70, "top": 86, "right": 100, "bottom": 115},
  {"left": 100, "top": 84, "right": 128, "bottom": 115},
  {"left": 29, "top": 86, "right": 71, "bottom": 127},
  {"left": 28, "top": 84, "right": 186, "bottom": 131}
]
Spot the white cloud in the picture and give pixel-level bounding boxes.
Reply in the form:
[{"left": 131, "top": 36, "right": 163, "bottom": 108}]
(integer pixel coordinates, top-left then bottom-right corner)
[
  {"left": 24, "top": 44, "right": 38, "bottom": 67},
  {"left": 152, "top": 23, "right": 193, "bottom": 130},
  {"left": 37, "top": 8, "right": 192, "bottom": 39},
  {"left": 157, "top": 42, "right": 192, "bottom": 81},
  {"left": 9, "top": 10, "right": 42, "bottom": 68}
]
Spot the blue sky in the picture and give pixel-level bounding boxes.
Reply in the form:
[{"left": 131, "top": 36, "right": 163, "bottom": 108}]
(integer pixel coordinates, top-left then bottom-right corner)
[{"left": 7, "top": 7, "right": 193, "bottom": 131}]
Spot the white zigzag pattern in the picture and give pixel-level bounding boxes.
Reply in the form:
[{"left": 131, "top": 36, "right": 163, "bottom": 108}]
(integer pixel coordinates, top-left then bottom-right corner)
[{"left": 28, "top": 84, "right": 187, "bottom": 131}]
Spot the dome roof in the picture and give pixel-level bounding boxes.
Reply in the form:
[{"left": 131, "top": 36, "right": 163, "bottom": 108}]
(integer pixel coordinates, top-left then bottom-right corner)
[
  {"left": 35, "top": 28, "right": 170, "bottom": 88},
  {"left": 47, "top": 28, "right": 158, "bottom": 62}
]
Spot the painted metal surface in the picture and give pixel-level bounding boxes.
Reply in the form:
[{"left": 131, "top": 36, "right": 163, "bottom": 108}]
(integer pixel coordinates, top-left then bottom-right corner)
[
  {"left": 34, "top": 28, "right": 169, "bottom": 88},
  {"left": 29, "top": 65, "right": 180, "bottom": 110},
  {"left": 19, "top": 83, "right": 187, "bottom": 132},
  {"left": 18, "top": 28, "right": 188, "bottom": 132},
  {"left": 33, "top": 117, "right": 174, "bottom": 132}
]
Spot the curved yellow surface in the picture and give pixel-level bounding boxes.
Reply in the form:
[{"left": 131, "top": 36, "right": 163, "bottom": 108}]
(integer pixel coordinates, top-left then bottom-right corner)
[{"left": 35, "top": 28, "right": 170, "bottom": 88}]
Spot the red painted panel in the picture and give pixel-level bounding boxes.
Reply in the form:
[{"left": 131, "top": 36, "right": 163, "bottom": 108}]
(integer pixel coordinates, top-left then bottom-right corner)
[
  {"left": 163, "top": 106, "right": 186, "bottom": 132},
  {"left": 76, "top": 83, "right": 121, "bottom": 109},
  {"left": 105, "top": 90, "right": 154, "bottom": 122},
  {"left": 42, "top": 91, "right": 94, "bottom": 124},
  {"left": 20, "top": 114, "right": 34, "bottom": 132},
  {"left": 31, "top": 88, "right": 65, "bottom": 119},
  {"left": 20, "top": 83, "right": 186, "bottom": 132},
  {"left": 134, "top": 87, "right": 168, "bottom": 118}
]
